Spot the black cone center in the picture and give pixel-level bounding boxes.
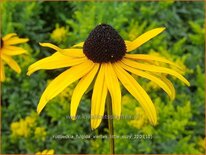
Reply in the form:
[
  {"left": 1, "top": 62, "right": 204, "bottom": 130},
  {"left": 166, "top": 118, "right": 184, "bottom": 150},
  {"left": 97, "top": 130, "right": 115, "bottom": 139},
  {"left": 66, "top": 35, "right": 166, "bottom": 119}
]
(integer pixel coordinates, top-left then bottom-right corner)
[{"left": 83, "top": 24, "right": 126, "bottom": 63}]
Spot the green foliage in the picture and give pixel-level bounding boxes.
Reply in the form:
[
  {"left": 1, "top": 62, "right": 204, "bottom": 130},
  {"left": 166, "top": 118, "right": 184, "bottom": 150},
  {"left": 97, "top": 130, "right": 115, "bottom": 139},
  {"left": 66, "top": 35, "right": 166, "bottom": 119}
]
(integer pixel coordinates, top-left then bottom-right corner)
[{"left": 1, "top": 1, "right": 205, "bottom": 154}]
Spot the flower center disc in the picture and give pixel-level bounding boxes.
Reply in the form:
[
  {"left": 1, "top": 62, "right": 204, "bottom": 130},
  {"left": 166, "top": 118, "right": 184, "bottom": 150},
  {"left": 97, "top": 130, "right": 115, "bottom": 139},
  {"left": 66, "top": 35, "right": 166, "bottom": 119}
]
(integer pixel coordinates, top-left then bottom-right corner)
[{"left": 83, "top": 24, "right": 126, "bottom": 63}]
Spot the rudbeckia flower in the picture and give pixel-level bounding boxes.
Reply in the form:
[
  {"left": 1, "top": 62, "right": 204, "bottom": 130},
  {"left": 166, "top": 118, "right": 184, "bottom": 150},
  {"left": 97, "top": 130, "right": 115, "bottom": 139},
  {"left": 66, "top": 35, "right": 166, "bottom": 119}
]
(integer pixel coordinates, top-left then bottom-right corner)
[
  {"left": 27, "top": 24, "right": 190, "bottom": 129},
  {"left": 0, "top": 33, "right": 29, "bottom": 82}
]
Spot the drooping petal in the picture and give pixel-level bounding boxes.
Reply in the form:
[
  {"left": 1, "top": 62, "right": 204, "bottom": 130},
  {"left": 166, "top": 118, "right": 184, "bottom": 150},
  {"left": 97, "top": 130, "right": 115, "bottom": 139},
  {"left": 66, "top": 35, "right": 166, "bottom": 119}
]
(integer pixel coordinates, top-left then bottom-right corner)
[
  {"left": 160, "top": 75, "right": 176, "bottom": 100},
  {"left": 91, "top": 64, "right": 107, "bottom": 129},
  {"left": 2, "top": 33, "right": 17, "bottom": 41},
  {"left": 113, "top": 63, "right": 157, "bottom": 125},
  {"left": 125, "top": 54, "right": 182, "bottom": 69},
  {"left": 0, "top": 61, "right": 5, "bottom": 82},
  {"left": 4, "top": 37, "right": 29, "bottom": 45},
  {"left": 122, "top": 58, "right": 190, "bottom": 86},
  {"left": 1, "top": 54, "right": 21, "bottom": 73},
  {"left": 39, "top": 43, "right": 61, "bottom": 51},
  {"left": 72, "top": 42, "right": 84, "bottom": 48},
  {"left": 125, "top": 27, "right": 165, "bottom": 52},
  {"left": 27, "top": 52, "right": 87, "bottom": 75},
  {"left": 1, "top": 46, "right": 28, "bottom": 55},
  {"left": 105, "top": 63, "right": 121, "bottom": 118},
  {"left": 119, "top": 62, "right": 172, "bottom": 97},
  {"left": 37, "top": 60, "right": 94, "bottom": 114},
  {"left": 70, "top": 63, "right": 100, "bottom": 119}
]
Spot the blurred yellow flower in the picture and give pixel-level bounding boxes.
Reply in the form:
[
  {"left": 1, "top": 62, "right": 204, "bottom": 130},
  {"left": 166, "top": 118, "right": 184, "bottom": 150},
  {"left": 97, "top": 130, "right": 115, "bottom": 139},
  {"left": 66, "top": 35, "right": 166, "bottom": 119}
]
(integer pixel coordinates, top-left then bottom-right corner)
[
  {"left": 0, "top": 33, "right": 29, "bottom": 82},
  {"left": 198, "top": 137, "right": 206, "bottom": 150},
  {"left": 11, "top": 119, "right": 30, "bottom": 138},
  {"left": 28, "top": 24, "right": 190, "bottom": 129},
  {"left": 10, "top": 112, "right": 37, "bottom": 139},
  {"left": 51, "top": 26, "right": 68, "bottom": 43},
  {"left": 25, "top": 115, "right": 36, "bottom": 127},
  {"left": 128, "top": 107, "right": 148, "bottom": 129},
  {"left": 34, "top": 127, "right": 47, "bottom": 141},
  {"left": 36, "top": 149, "right": 54, "bottom": 155},
  {"left": 122, "top": 94, "right": 135, "bottom": 105}
]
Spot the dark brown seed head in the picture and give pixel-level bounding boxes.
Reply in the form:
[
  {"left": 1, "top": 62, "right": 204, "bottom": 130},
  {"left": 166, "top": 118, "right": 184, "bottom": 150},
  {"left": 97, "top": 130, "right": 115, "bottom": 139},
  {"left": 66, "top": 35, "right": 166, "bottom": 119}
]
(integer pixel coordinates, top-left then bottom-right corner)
[{"left": 83, "top": 24, "right": 126, "bottom": 63}]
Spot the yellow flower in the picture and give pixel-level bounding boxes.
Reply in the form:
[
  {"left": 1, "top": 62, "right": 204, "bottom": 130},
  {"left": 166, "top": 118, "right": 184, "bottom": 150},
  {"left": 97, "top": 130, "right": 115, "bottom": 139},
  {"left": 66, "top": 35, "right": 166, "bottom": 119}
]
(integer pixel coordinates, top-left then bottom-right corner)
[
  {"left": 11, "top": 119, "right": 30, "bottom": 138},
  {"left": 198, "top": 137, "right": 206, "bottom": 150},
  {"left": 128, "top": 107, "right": 148, "bottom": 129},
  {"left": 36, "top": 149, "right": 54, "bottom": 155},
  {"left": 34, "top": 127, "right": 47, "bottom": 141},
  {"left": 10, "top": 112, "right": 37, "bottom": 138},
  {"left": 0, "top": 33, "right": 29, "bottom": 82},
  {"left": 25, "top": 115, "right": 36, "bottom": 127},
  {"left": 27, "top": 24, "right": 190, "bottom": 129},
  {"left": 50, "top": 26, "right": 68, "bottom": 43}
]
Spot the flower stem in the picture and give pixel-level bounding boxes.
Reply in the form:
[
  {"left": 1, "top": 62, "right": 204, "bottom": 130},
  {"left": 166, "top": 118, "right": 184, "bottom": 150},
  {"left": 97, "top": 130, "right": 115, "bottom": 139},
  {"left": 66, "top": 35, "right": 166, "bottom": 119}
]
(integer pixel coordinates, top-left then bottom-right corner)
[{"left": 106, "top": 96, "right": 115, "bottom": 154}]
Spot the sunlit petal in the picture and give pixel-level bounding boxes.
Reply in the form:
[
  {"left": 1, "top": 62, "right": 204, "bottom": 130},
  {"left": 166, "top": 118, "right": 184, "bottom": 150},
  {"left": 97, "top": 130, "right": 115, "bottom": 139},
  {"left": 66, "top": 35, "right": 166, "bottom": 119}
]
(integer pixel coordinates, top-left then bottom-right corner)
[
  {"left": 119, "top": 62, "right": 172, "bottom": 97},
  {"left": 27, "top": 52, "right": 87, "bottom": 75},
  {"left": 70, "top": 63, "right": 100, "bottom": 119},
  {"left": 160, "top": 75, "right": 176, "bottom": 100},
  {"left": 126, "top": 27, "right": 165, "bottom": 52},
  {"left": 1, "top": 54, "right": 21, "bottom": 73},
  {"left": 4, "top": 37, "right": 29, "bottom": 45},
  {"left": 0, "top": 61, "right": 5, "bottom": 82},
  {"left": 1, "top": 46, "right": 28, "bottom": 55},
  {"left": 37, "top": 60, "right": 94, "bottom": 114},
  {"left": 105, "top": 63, "right": 121, "bottom": 118},
  {"left": 122, "top": 58, "right": 190, "bottom": 86},
  {"left": 113, "top": 63, "right": 157, "bottom": 125},
  {"left": 125, "top": 54, "right": 182, "bottom": 70},
  {"left": 59, "top": 48, "right": 85, "bottom": 57},
  {"left": 2, "top": 33, "right": 17, "bottom": 41},
  {"left": 39, "top": 43, "right": 62, "bottom": 51},
  {"left": 72, "top": 42, "right": 84, "bottom": 48},
  {"left": 91, "top": 65, "right": 107, "bottom": 129}
]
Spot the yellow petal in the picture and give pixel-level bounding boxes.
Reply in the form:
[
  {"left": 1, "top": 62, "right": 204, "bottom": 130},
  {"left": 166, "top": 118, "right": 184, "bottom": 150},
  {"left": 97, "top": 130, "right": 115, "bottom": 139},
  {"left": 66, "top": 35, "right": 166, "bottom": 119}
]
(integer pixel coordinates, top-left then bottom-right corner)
[
  {"left": 58, "top": 48, "right": 85, "bottom": 57},
  {"left": 37, "top": 60, "right": 94, "bottom": 114},
  {"left": 125, "top": 54, "right": 182, "bottom": 70},
  {"left": 2, "top": 33, "right": 17, "bottom": 40},
  {"left": 1, "top": 46, "right": 28, "bottom": 55},
  {"left": 1, "top": 54, "right": 21, "bottom": 73},
  {"left": 122, "top": 58, "right": 190, "bottom": 86},
  {"left": 91, "top": 64, "right": 107, "bottom": 129},
  {"left": 126, "top": 27, "right": 165, "bottom": 52},
  {"left": 27, "top": 52, "right": 86, "bottom": 76},
  {"left": 39, "top": 43, "right": 61, "bottom": 51},
  {"left": 119, "top": 62, "right": 172, "bottom": 97},
  {"left": 105, "top": 63, "right": 121, "bottom": 118},
  {"left": 39, "top": 42, "right": 85, "bottom": 57},
  {"left": 72, "top": 42, "right": 84, "bottom": 47},
  {"left": 160, "top": 75, "right": 176, "bottom": 100},
  {"left": 70, "top": 63, "right": 99, "bottom": 119},
  {"left": 0, "top": 61, "right": 5, "bottom": 82},
  {"left": 113, "top": 63, "right": 157, "bottom": 125},
  {"left": 4, "top": 37, "right": 29, "bottom": 45}
]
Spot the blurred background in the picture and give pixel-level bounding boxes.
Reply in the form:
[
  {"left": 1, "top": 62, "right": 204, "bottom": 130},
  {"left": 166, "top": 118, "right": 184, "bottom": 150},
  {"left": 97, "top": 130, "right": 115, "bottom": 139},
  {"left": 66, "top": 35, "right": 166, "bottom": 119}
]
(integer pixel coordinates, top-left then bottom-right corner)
[{"left": 1, "top": 1, "right": 205, "bottom": 154}]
